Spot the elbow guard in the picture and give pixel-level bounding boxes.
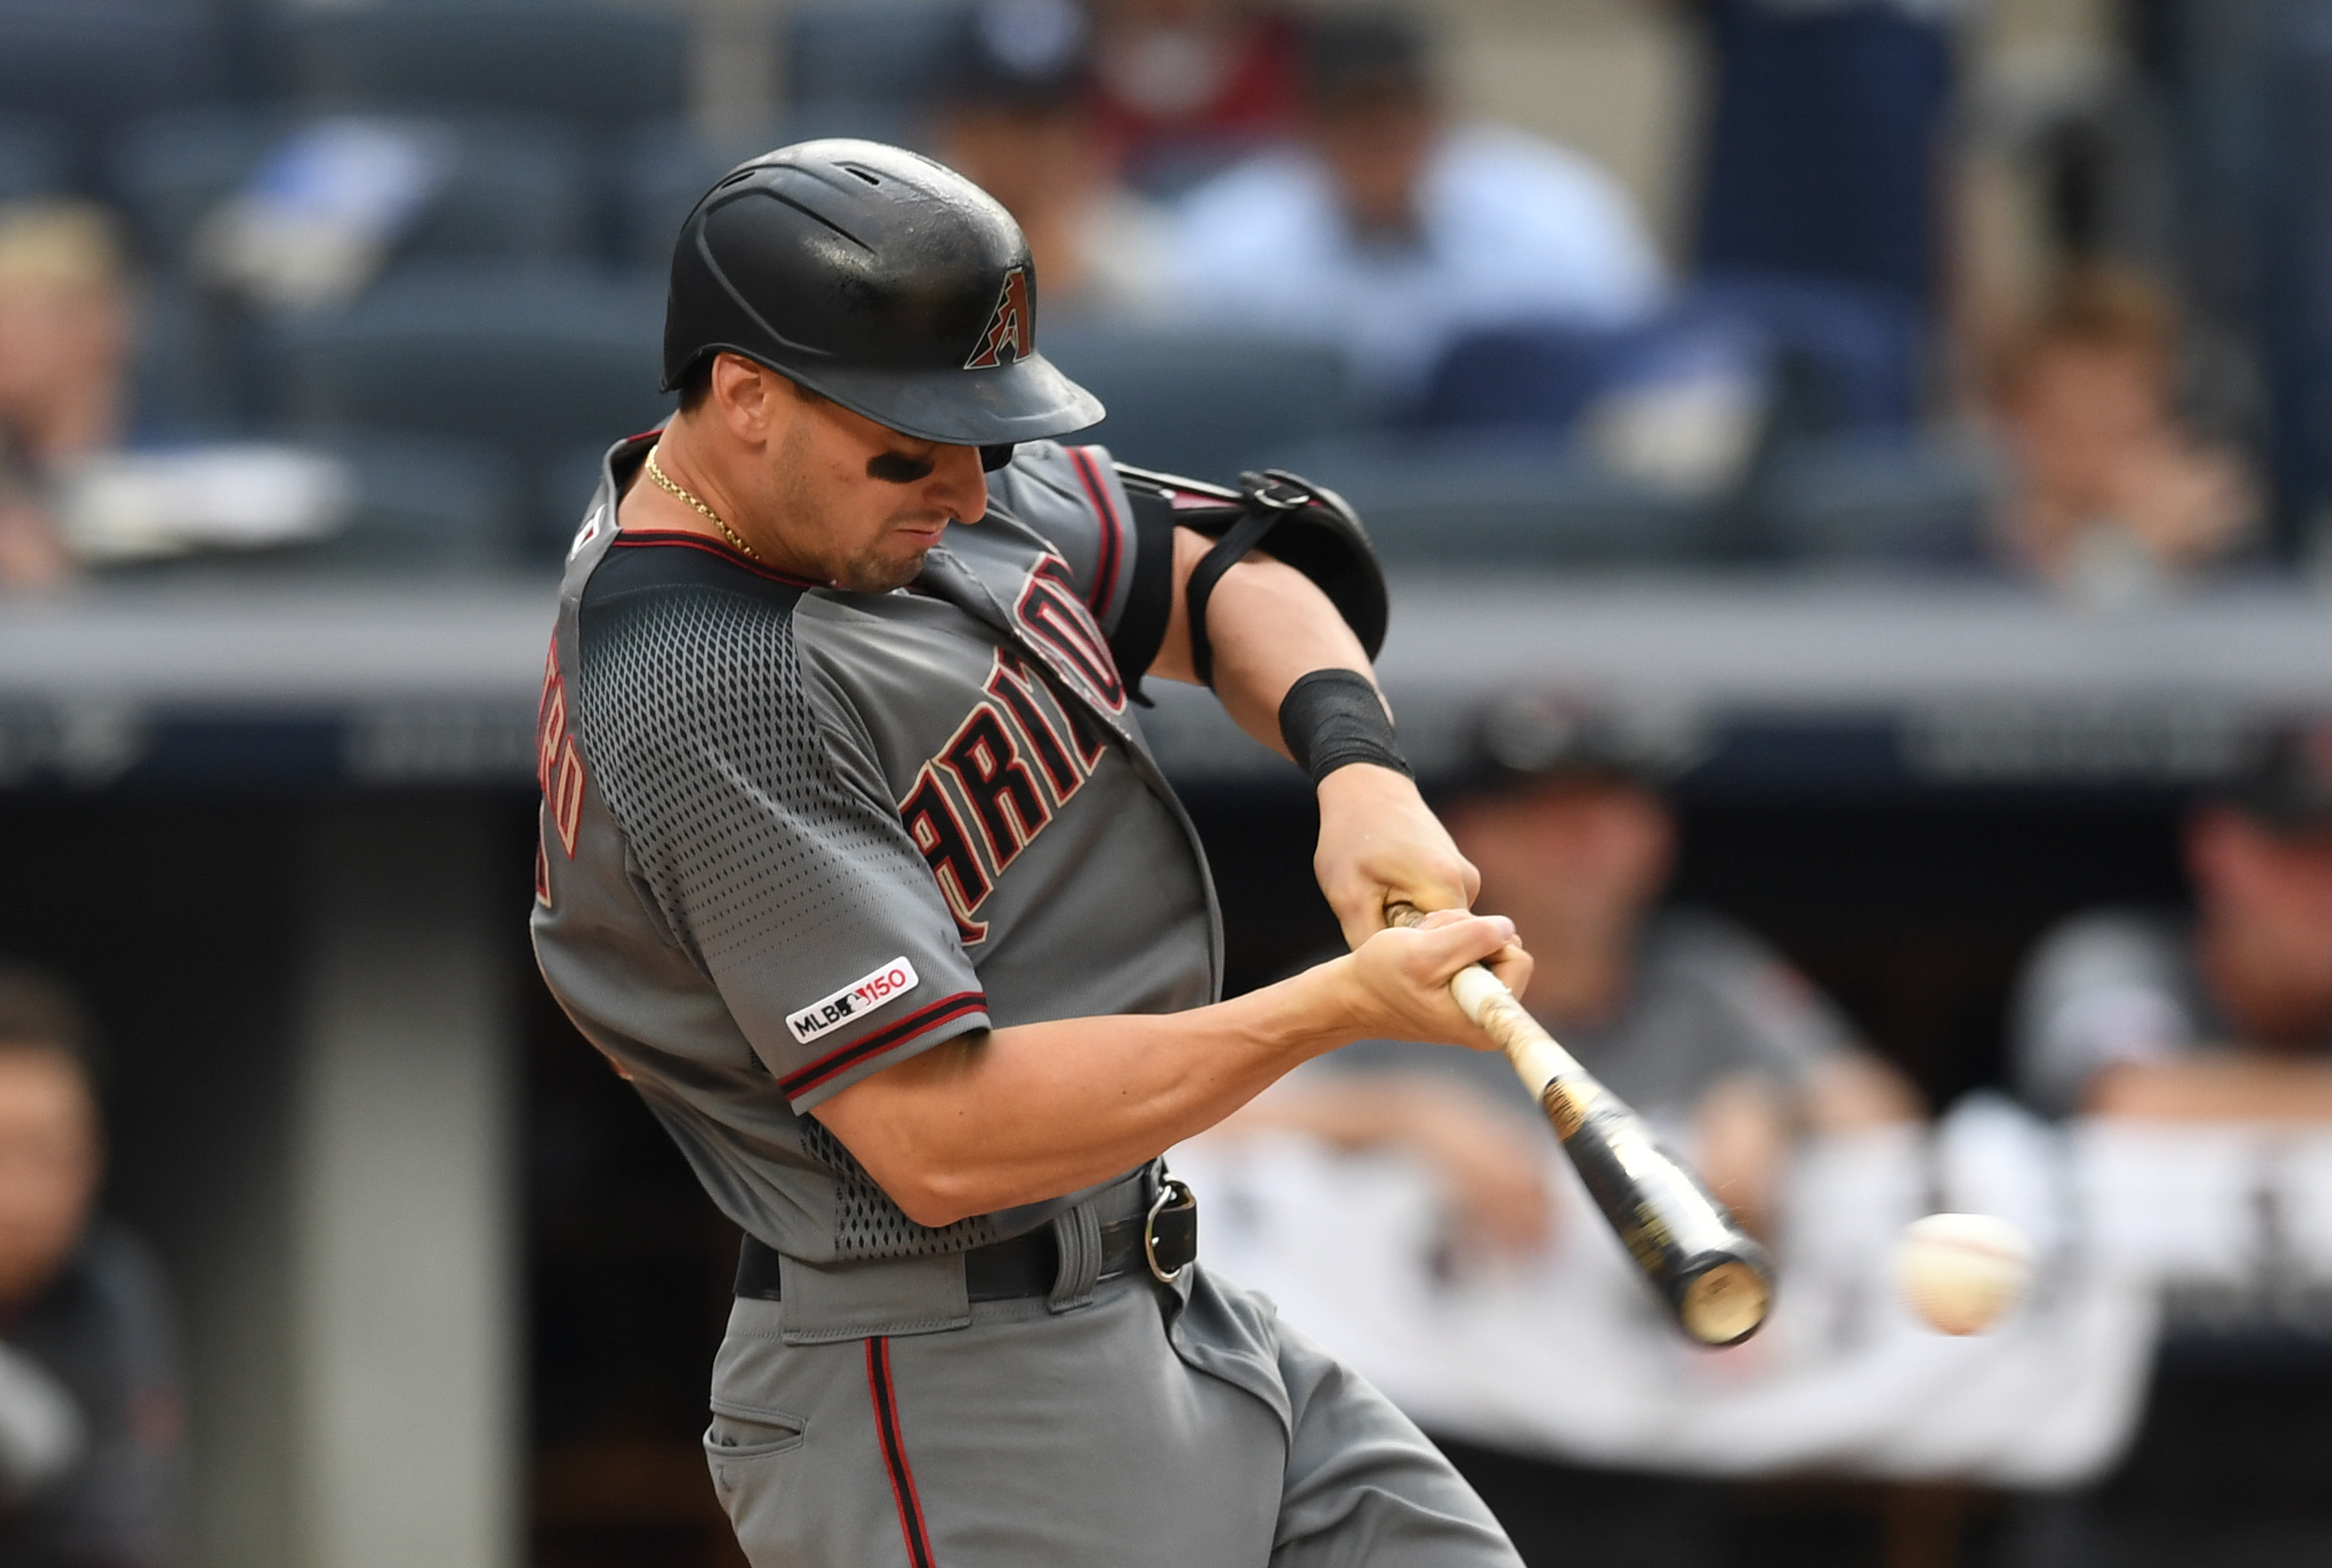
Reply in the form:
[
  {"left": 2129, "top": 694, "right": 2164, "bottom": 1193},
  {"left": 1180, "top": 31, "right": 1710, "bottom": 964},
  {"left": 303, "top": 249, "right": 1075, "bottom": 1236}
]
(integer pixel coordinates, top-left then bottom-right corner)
[{"left": 1115, "top": 464, "right": 1389, "bottom": 688}]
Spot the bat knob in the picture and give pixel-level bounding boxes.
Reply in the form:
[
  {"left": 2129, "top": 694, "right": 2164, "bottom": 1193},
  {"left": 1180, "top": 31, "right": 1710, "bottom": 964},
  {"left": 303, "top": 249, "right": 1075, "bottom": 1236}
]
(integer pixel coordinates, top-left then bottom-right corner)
[{"left": 1677, "top": 1256, "right": 1773, "bottom": 1347}]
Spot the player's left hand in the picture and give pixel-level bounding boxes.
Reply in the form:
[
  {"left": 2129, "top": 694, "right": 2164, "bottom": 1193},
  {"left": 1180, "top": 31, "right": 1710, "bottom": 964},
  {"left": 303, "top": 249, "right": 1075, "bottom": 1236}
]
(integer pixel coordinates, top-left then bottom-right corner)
[{"left": 1313, "top": 764, "right": 1479, "bottom": 949}]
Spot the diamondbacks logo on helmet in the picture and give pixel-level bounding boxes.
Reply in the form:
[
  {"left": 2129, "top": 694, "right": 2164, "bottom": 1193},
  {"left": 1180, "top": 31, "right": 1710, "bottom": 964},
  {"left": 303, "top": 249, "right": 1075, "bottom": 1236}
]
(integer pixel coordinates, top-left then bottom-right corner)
[{"left": 963, "top": 267, "right": 1033, "bottom": 369}]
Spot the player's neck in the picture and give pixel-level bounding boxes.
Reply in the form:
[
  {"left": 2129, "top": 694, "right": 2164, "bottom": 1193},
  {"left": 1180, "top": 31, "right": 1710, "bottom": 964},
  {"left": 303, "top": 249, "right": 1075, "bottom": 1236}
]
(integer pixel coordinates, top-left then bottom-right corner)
[{"left": 624, "top": 421, "right": 824, "bottom": 582}]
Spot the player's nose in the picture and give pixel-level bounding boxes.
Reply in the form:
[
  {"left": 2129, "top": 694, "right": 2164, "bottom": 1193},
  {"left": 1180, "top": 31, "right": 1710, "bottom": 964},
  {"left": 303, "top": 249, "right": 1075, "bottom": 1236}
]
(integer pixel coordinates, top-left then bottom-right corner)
[{"left": 929, "top": 445, "right": 989, "bottom": 526}]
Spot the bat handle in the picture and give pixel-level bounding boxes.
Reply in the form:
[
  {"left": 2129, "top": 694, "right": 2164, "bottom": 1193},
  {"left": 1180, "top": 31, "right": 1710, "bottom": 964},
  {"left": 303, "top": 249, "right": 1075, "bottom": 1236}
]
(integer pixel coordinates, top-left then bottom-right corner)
[
  {"left": 1381, "top": 901, "right": 1774, "bottom": 1347},
  {"left": 1383, "top": 901, "right": 1572, "bottom": 1090}
]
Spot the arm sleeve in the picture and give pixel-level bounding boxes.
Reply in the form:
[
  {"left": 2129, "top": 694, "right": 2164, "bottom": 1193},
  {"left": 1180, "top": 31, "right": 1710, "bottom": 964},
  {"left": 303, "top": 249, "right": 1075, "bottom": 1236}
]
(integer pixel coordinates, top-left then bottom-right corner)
[
  {"left": 577, "top": 585, "right": 991, "bottom": 1110},
  {"left": 2009, "top": 914, "right": 2200, "bottom": 1118}
]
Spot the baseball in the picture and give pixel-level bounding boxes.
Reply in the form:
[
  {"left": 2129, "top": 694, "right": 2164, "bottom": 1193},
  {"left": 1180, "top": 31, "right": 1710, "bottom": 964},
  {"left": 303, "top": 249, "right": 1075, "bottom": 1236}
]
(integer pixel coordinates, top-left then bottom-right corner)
[{"left": 1894, "top": 1212, "right": 2033, "bottom": 1336}]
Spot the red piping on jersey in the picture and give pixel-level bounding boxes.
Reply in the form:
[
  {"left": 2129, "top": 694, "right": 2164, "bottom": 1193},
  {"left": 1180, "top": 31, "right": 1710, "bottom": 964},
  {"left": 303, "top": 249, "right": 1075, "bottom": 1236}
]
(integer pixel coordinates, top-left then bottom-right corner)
[
  {"left": 866, "top": 1339, "right": 937, "bottom": 1568},
  {"left": 1065, "top": 445, "right": 1124, "bottom": 615},
  {"left": 609, "top": 529, "right": 827, "bottom": 589},
  {"left": 778, "top": 992, "right": 987, "bottom": 1101}
]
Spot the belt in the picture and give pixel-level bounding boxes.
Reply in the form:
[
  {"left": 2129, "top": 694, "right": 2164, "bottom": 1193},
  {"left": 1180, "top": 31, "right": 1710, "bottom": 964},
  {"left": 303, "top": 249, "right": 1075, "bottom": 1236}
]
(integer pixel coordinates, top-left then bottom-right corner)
[{"left": 736, "top": 1179, "right": 1196, "bottom": 1303}]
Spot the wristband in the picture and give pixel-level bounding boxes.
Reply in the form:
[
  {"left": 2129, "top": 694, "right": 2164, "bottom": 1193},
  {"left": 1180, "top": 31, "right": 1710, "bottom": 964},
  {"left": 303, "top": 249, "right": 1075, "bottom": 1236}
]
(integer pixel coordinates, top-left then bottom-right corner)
[{"left": 1277, "top": 669, "right": 1411, "bottom": 784}]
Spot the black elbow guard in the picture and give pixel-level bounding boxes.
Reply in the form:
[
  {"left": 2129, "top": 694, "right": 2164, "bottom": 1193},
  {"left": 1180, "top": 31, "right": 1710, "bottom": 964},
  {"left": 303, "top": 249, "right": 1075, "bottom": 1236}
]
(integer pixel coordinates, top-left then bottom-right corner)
[{"left": 1115, "top": 464, "right": 1389, "bottom": 688}]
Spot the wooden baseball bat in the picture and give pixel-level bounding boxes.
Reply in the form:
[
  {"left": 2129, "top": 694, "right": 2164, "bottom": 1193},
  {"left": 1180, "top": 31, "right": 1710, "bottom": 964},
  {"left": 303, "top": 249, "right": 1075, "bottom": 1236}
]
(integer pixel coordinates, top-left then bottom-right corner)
[{"left": 1387, "top": 903, "right": 1773, "bottom": 1347}]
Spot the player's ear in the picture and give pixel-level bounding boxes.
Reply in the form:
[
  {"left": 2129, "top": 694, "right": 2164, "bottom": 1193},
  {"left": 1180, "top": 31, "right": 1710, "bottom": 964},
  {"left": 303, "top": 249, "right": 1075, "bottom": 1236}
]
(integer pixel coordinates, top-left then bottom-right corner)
[{"left": 710, "top": 352, "right": 776, "bottom": 441}]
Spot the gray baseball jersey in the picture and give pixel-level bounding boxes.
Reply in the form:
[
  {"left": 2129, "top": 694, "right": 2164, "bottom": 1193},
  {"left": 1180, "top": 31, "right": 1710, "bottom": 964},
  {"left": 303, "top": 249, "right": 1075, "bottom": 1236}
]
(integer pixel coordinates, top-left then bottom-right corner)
[
  {"left": 532, "top": 431, "right": 1523, "bottom": 1568},
  {"left": 531, "top": 432, "right": 1217, "bottom": 1264}
]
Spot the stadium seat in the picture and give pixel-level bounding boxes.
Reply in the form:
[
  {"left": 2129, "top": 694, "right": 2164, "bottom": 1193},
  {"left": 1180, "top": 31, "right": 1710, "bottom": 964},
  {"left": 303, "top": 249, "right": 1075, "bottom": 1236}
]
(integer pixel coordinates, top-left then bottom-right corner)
[
  {"left": 266, "top": 263, "right": 670, "bottom": 537},
  {"left": 128, "top": 279, "right": 245, "bottom": 435},
  {"left": 113, "top": 109, "right": 592, "bottom": 271},
  {"left": 83, "top": 430, "right": 527, "bottom": 572},
  {"left": 0, "top": 0, "right": 222, "bottom": 189},
  {"left": 1258, "top": 433, "right": 1725, "bottom": 567},
  {"left": 1040, "top": 327, "right": 1357, "bottom": 486},
  {"left": 1752, "top": 433, "right": 1997, "bottom": 567},
  {"left": 1691, "top": 272, "right": 1923, "bottom": 434},
  {"left": 283, "top": 2, "right": 688, "bottom": 131},
  {"left": 1413, "top": 324, "right": 1640, "bottom": 435},
  {"left": 0, "top": 118, "right": 66, "bottom": 205},
  {"left": 1419, "top": 283, "right": 1917, "bottom": 442},
  {"left": 784, "top": 2, "right": 969, "bottom": 112},
  {"left": 299, "top": 428, "right": 527, "bottom": 568}
]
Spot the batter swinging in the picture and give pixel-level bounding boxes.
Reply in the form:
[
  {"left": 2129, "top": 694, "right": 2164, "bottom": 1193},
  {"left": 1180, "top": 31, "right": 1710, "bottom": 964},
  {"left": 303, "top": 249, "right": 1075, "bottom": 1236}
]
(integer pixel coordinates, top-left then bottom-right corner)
[{"left": 531, "top": 140, "right": 1532, "bottom": 1567}]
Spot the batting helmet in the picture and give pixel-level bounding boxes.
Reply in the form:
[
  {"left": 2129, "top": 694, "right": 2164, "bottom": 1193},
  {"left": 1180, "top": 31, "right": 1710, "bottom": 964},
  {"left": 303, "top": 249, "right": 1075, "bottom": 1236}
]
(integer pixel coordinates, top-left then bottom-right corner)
[{"left": 661, "top": 139, "right": 1103, "bottom": 452}]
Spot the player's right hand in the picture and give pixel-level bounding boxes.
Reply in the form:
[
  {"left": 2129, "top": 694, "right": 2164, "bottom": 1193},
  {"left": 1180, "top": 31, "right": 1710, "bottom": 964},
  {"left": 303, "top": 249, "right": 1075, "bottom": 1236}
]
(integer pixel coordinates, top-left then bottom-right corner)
[{"left": 1335, "top": 909, "right": 1531, "bottom": 1052}]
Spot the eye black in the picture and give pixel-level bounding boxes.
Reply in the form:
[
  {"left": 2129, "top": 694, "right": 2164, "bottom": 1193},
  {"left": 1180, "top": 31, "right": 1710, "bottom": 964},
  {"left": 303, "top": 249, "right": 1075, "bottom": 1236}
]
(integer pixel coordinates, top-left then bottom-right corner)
[{"left": 867, "top": 451, "right": 936, "bottom": 484}]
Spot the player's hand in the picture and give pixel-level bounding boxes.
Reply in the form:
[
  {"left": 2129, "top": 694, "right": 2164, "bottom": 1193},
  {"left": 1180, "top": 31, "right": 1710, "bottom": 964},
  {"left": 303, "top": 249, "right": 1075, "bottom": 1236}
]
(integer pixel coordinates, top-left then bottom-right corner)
[
  {"left": 1313, "top": 764, "right": 1479, "bottom": 949},
  {"left": 1335, "top": 909, "right": 1531, "bottom": 1052}
]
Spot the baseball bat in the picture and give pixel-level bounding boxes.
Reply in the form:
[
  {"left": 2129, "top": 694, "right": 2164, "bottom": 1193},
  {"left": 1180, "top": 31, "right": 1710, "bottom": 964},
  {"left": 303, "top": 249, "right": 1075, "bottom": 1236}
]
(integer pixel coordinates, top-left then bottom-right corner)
[{"left": 1387, "top": 903, "right": 1773, "bottom": 1347}]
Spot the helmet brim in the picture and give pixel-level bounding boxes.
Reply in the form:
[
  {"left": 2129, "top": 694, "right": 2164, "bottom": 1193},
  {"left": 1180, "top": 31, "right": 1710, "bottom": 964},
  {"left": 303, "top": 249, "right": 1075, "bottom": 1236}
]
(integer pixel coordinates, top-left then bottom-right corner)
[{"left": 791, "top": 350, "right": 1104, "bottom": 447}]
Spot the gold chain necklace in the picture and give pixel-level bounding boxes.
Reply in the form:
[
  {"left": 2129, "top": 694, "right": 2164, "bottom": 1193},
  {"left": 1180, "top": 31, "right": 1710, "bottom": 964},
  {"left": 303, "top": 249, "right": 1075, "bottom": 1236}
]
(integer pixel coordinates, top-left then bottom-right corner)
[{"left": 644, "top": 444, "right": 760, "bottom": 561}]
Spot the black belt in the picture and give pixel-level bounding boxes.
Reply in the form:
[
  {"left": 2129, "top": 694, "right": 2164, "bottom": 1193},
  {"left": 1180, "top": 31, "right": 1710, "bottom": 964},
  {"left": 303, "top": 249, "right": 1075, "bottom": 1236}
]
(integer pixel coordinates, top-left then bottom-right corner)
[{"left": 736, "top": 1179, "right": 1196, "bottom": 1303}]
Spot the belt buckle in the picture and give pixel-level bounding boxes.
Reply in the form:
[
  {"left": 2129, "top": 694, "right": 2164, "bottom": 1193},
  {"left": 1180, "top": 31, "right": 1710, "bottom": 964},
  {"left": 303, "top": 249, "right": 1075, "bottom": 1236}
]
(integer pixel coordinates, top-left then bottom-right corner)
[{"left": 1143, "top": 1178, "right": 1197, "bottom": 1284}]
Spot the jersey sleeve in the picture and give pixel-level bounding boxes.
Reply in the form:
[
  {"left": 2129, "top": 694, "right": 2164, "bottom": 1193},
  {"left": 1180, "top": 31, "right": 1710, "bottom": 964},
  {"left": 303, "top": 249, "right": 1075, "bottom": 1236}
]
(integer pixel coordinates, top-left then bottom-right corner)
[
  {"left": 576, "top": 583, "right": 990, "bottom": 1111},
  {"left": 987, "top": 440, "right": 1177, "bottom": 683}
]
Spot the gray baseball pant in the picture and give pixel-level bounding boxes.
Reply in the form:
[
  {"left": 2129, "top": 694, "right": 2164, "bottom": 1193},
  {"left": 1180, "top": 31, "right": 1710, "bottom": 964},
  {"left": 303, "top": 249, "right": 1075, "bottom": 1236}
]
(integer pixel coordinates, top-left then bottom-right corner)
[{"left": 703, "top": 1260, "right": 1523, "bottom": 1566}]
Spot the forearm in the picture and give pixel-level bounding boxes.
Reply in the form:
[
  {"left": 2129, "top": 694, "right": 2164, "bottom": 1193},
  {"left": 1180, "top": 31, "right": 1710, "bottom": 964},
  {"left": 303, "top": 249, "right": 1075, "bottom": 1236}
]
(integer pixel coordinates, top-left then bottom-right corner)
[
  {"left": 814, "top": 963, "right": 1364, "bottom": 1226},
  {"left": 1149, "top": 526, "right": 1375, "bottom": 759},
  {"left": 816, "top": 912, "right": 1531, "bottom": 1226},
  {"left": 2087, "top": 1054, "right": 2332, "bottom": 1121}
]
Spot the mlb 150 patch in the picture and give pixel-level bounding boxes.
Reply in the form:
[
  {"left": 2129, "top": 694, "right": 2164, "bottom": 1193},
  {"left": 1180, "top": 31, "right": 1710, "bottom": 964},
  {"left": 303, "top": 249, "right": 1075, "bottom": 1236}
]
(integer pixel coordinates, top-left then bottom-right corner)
[{"left": 787, "top": 958, "right": 921, "bottom": 1045}]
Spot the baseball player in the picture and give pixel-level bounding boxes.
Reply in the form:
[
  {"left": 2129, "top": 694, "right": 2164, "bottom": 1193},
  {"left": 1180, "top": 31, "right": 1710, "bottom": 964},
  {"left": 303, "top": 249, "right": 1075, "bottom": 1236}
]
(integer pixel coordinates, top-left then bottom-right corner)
[{"left": 531, "top": 139, "right": 1531, "bottom": 1567}]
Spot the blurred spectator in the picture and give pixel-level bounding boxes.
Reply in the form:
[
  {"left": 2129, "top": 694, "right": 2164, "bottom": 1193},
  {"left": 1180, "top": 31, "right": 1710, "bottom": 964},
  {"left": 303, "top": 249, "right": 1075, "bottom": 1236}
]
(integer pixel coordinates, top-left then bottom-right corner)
[
  {"left": 1167, "top": 9, "right": 1664, "bottom": 409},
  {"left": 1673, "top": 0, "right": 1967, "bottom": 323},
  {"left": 937, "top": 0, "right": 1171, "bottom": 319},
  {"left": 1225, "top": 694, "right": 1919, "bottom": 1246},
  {"left": 0, "top": 965, "right": 180, "bottom": 1566},
  {"left": 0, "top": 198, "right": 359, "bottom": 576},
  {"left": 2014, "top": 723, "right": 2332, "bottom": 1121},
  {"left": 1086, "top": 0, "right": 1304, "bottom": 194},
  {"left": 1987, "top": 267, "right": 2259, "bottom": 594},
  {"left": 0, "top": 205, "right": 132, "bottom": 591}
]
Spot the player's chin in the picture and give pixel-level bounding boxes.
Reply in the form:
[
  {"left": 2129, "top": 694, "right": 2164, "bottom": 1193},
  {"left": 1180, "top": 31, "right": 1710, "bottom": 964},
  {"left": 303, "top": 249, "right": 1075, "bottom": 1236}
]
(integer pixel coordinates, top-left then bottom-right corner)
[{"left": 834, "top": 543, "right": 933, "bottom": 594}]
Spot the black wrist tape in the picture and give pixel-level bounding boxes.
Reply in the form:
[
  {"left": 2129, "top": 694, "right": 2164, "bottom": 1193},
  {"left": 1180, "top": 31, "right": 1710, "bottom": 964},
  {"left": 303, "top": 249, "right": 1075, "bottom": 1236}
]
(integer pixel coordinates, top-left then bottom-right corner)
[{"left": 1278, "top": 669, "right": 1411, "bottom": 784}]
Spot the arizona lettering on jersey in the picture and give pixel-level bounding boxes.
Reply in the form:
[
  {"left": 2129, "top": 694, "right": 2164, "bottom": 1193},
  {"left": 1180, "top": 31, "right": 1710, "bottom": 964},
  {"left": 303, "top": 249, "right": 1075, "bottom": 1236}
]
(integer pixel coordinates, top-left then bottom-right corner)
[
  {"left": 1012, "top": 555, "right": 1126, "bottom": 714},
  {"left": 899, "top": 649, "right": 1102, "bottom": 942}
]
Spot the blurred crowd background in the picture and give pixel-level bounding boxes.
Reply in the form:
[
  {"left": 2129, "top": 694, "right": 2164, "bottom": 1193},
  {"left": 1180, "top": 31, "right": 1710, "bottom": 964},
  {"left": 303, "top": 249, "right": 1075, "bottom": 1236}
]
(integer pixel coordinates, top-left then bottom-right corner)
[
  {"left": 0, "top": 0, "right": 2312, "bottom": 591},
  {"left": 5, "top": 2, "right": 2332, "bottom": 1568}
]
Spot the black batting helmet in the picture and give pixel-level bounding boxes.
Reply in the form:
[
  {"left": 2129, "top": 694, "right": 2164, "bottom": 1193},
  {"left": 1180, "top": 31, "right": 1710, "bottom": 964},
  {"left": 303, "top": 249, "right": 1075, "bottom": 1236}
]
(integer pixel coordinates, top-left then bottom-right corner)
[{"left": 661, "top": 139, "right": 1103, "bottom": 450}]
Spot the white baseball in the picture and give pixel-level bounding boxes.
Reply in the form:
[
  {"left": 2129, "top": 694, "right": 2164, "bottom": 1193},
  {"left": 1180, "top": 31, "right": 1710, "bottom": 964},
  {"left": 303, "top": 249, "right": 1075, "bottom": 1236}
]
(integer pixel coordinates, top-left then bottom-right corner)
[{"left": 1894, "top": 1212, "right": 2033, "bottom": 1336}]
